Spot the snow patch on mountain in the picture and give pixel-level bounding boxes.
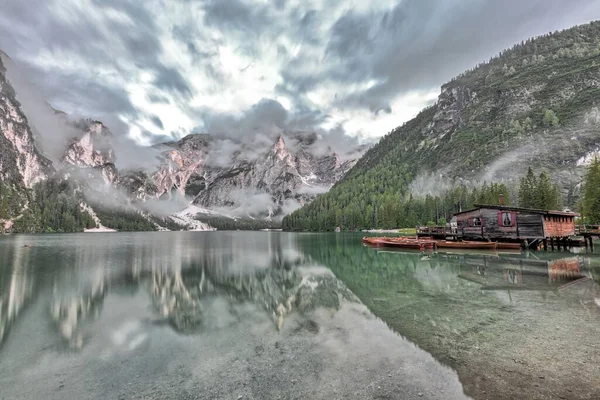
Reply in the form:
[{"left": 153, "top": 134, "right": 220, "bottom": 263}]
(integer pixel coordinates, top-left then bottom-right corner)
[
  {"left": 577, "top": 149, "right": 600, "bottom": 166},
  {"left": 79, "top": 202, "right": 117, "bottom": 232},
  {"left": 170, "top": 205, "right": 217, "bottom": 231}
]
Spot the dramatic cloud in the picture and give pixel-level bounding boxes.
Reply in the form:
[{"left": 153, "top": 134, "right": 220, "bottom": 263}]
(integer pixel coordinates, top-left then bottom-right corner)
[
  {"left": 1, "top": 0, "right": 600, "bottom": 146},
  {"left": 197, "top": 98, "right": 364, "bottom": 166},
  {"left": 150, "top": 116, "right": 164, "bottom": 130}
]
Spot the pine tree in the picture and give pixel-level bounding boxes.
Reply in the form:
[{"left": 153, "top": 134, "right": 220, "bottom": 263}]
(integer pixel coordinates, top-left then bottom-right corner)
[
  {"left": 536, "top": 172, "right": 561, "bottom": 210},
  {"left": 542, "top": 109, "right": 560, "bottom": 127},
  {"left": 518, "top": 167, "right": 538, "bottom": 208},
  {"left": 582, "top": 156, "right": 600, "bottom": 224}
]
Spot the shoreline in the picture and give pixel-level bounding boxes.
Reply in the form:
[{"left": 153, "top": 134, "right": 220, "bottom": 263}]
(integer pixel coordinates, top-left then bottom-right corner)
[{"left": 84, "top": 226, "right": 117, "bottom": 233}]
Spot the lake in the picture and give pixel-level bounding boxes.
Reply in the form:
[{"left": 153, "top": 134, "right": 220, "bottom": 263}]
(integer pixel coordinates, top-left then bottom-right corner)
[{"left": 0, "top": 232, "right": 599, "bottom": 400}]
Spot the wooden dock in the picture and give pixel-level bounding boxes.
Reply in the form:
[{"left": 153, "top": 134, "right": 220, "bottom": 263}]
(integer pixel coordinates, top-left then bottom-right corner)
[
  {"left": 416, "top": 226, "right": 454, "bottom": 240},
  {"left": 575, "top": 225, "right": 600, "bottom": 250}
]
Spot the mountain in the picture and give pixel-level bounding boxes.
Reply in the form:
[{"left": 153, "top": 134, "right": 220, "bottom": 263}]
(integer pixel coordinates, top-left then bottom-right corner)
[
  {"left": 0, "top": 51, "right": 363, "bottom": 232},
  {"left": 0, "top": 53, "right": 53, "bottom": 230},
  {"left": 123, "top": 132, "right": 360, "bottom": 219},
  {"left": 61, "top": 119, "right": 118, "bottom": 186},
  {"left": 284, "top": 21, "right": 600, "bottom": 231},
  {"left": 192, "top": 133, "right": 356, "bottom": 217}
]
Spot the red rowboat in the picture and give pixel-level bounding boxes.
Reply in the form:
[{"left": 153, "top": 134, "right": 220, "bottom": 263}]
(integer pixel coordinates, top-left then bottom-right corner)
[
  {"left": 362, "top": 237, "right": 385, "bottom": 246},
  {"left": 363, "top": 236, "right": 436, "bottom": 250}
]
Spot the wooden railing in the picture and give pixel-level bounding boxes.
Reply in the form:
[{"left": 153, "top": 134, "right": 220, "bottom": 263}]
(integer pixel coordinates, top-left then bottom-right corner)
[
  {"left": 417, "top": 226, "right": 454, "bottom": 236},
  {"left": 575, "top": 225, "right": 600, "bottom": 235}
]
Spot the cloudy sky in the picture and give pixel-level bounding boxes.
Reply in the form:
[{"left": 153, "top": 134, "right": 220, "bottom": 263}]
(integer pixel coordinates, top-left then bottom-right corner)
[{"left": 1, "top": 0, "right": 600, "bottom": 146}]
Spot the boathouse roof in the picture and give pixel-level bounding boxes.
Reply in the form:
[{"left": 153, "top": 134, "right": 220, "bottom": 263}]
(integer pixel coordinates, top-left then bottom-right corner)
[{"left": 454, "top": 204, "right": 580, "bottom": 217}]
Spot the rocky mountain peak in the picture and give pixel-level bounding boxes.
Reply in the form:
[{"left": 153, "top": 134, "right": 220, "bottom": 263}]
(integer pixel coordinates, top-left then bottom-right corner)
[
  {"left": 0, "top": 53, "right": 52, "bottom": 190},
  {"left": 63, "top": 121, "right": 114, "bottom": 166},
  {"left": 60, "top": 119, "right": 117, "bottom": 185},
  {"left": 190, "top": 133, "right": 362, "bottom": 218},
  {"left": 332, "top": 152, "right": 342, "bottom": 167},
  {"left": 177, "top": 133, "right": 212, "bottom": 152},
  {"left": 272, "top": 135, "right": 289, "bottom": 159}
]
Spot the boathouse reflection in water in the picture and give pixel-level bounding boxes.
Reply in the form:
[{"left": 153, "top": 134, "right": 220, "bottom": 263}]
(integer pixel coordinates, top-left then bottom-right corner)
[{"left": 445, "top": 252, "right": 586, "bottom": 291}]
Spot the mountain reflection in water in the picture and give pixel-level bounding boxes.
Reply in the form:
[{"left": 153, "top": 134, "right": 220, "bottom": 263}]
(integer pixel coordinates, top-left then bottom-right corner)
[
  {"left": 0, "top": 232, "right": 358, "bottom": 350},
  {"left": 0, "top": 232, "right": 472, "bottom": 400}
]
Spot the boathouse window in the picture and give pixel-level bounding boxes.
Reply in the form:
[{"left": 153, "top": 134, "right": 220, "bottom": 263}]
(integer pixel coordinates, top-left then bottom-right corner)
[
  {"left": 501, "top": 212, "right": 513, "bottom": 227},
  {"left": 472, "top": 217, "right": 482, "bottom": 227}
]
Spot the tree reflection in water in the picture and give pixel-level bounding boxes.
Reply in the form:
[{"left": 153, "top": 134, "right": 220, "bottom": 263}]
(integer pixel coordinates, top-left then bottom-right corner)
[{"left": 0, "top": 235, "right": 34, "bottom": 347}]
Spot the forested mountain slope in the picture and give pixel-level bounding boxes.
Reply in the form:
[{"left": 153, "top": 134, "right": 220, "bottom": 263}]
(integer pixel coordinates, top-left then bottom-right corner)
[{"left": 284, "top": 21, "right": 600, "bottom": 231}]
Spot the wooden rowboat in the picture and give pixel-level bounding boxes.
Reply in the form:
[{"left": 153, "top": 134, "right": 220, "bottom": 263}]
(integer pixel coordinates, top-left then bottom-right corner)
[
  {"left": 362, "top": 237, "right": 401, "bottom": 245},
  {"left": 377, "top": 239, "right": 427, "bottom": 251},
  {"left": 362, "top": 237, "right": 384, "bottom": 246},
  {"left": 379, "top": 238, "right": 436, "bottom": 250},
  {"left": 363, "top": 236, "right": 405, "bottom": 245},
  {"left": 363, "top": 236, "right": 436, "bottom": 250},
  {"left": 436, "top": 240, "right": 497, "bottom": 250}
]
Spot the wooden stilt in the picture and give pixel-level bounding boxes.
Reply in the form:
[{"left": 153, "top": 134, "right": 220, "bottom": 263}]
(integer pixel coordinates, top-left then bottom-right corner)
[
  {"left": 543, "top": 239, "right": 548, "bottom": 251},
  {"left": 550, "top": 237, "right": 555, "bottom": 251}
]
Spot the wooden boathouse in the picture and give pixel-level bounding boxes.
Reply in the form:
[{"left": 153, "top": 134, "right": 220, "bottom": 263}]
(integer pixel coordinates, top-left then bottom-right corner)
[{"left": 454, "top": 204, "right": 580, "bottom": 249}]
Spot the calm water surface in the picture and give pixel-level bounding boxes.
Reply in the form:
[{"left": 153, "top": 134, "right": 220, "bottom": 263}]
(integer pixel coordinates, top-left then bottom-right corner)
[{"left": 0, "top": 232, "right": 599, "bottom": 400}]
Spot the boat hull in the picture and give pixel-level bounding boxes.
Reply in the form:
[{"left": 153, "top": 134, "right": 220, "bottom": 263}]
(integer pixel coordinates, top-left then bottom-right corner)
[
  {"left": 436, "top": 241, "right": 498, "bottom": 250},
  {"left": 363, "top": 237, "right": 435, "bottom": 251},
  {"left": 377, "top": 240, "right": 426, "bottom": 250},
  {"left": 362, "top": 237, "right": 385, "bottom": 246}
]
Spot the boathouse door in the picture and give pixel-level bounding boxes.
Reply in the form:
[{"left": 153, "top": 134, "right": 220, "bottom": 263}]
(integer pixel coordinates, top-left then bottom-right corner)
[{"left": 516, "top": 213, "right": 544, "bottom": 239}]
